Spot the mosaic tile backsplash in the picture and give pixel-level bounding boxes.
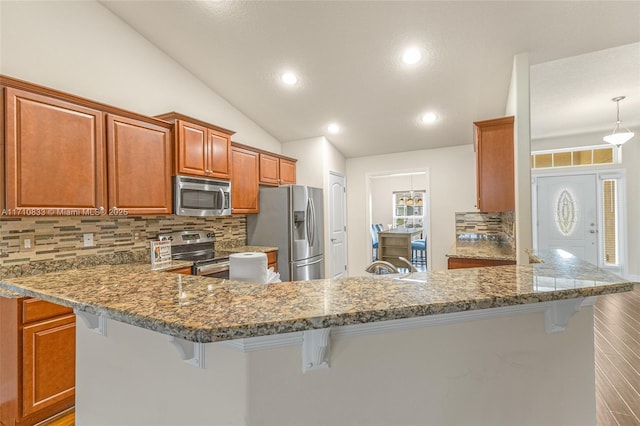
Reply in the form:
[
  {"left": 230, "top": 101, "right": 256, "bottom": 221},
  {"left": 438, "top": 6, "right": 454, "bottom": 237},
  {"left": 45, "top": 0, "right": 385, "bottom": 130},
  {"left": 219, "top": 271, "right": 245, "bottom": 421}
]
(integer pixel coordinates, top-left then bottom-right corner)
[
  {"left": 0, "top": 215, "right": 247, "bottom": 267},
  {"left": 455, "top": 211, "right": 515, "bottom": 243}
]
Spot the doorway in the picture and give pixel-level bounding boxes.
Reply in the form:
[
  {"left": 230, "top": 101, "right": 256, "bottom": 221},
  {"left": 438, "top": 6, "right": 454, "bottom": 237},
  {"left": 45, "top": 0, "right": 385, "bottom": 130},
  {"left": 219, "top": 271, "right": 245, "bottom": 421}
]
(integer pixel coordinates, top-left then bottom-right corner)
[
  {"left": 533, "top": 170, "right": 626, "bottom": 274},
  {"left": 367, "top": 169, "right": 430, "bottom": 271}
]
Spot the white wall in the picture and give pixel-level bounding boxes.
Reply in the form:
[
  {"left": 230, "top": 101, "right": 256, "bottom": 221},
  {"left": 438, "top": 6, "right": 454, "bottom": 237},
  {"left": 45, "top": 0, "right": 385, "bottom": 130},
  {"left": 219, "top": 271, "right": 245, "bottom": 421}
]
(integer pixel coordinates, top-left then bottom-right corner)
[
  {"left": 347, "top": 145, "right": 476, "bottom": 274},
  {"left": 0, "top": 0, "right": 281, "bottom": 153},
  {"left": 532, "top": 130, "right": 640, "bottom": 278},
  {"left": 506, "top": 53, "right": 533, "bottom": 265}
]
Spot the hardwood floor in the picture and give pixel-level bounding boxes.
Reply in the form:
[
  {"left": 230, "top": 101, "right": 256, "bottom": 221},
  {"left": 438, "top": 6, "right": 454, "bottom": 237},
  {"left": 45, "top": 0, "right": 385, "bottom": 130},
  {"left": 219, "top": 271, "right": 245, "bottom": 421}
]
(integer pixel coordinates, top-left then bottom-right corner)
[
  {"left": 595, "top": 284, "right": 640, "bottom": 426},
  {"left": 37, "top": 408, "right": 74, "bottom": 426}
]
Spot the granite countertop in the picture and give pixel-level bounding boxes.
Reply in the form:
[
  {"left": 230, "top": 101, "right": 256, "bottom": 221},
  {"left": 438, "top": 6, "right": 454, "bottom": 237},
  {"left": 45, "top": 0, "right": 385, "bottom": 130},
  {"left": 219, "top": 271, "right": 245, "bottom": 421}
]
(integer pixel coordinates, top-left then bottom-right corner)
[
  {"left": 223, "top": 246, "right": 278, "bottom": 254},
  {"left": 447, "top": 239, "right": 516, "bottom": 261},
  {"left": 0, "top": 249, "right": 634, "bottom": 343}
]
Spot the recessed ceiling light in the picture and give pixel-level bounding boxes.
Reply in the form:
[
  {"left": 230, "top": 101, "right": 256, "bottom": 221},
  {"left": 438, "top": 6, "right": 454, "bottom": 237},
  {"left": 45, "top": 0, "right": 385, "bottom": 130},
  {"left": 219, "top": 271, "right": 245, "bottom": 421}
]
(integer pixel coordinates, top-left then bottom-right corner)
[
  {"left": 402, "top": 48, "right": 422, "bottom": 65},
  {"left": 281, "top": 72, "right": 298, "bottom": 85},
  {"left": 420, "top": 112, "right": 437, "bottom": 124},
  {"left": 327, "top": 123, "right": 340, "bottom": 134}
]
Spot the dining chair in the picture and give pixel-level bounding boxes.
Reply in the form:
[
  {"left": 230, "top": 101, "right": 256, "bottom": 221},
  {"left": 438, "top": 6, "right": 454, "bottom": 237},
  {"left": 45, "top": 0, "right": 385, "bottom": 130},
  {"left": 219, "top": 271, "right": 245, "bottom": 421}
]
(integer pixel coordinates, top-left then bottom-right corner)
[
  {"left": 411, "top": 239, "right": 426, "bottom": 265},
  {"left": 371, "top": 225, "right": 380, "bottom": 261}
]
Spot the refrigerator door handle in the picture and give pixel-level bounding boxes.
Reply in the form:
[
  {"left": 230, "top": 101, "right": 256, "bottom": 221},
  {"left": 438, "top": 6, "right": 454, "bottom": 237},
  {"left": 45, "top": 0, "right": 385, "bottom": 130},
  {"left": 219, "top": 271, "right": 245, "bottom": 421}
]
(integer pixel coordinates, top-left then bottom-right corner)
[
  {"left": 306, "top": 198, "right": 313, "bottom": 246},
  {"left": 295, "top": 258, "right": 323, "bottom": 267},
  {"left": 309, "top": 197, "right": 316, "bottom": 247}
]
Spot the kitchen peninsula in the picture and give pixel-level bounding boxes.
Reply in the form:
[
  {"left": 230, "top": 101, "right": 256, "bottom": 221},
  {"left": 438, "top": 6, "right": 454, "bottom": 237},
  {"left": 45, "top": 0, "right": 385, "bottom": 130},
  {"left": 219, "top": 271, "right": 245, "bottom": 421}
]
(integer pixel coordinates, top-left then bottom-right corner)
[{"left": 0, "top": 251, "right": 634, "bottom": 426}]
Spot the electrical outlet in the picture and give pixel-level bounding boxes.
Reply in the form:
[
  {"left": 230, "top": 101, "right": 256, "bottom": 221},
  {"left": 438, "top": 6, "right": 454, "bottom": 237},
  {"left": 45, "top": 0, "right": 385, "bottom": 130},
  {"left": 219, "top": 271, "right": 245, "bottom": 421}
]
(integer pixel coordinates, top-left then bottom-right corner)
[
  {"left": 83, "top": 233, "right": 94, "bottom": 247},
  {"left": 20, "top": 235, "right": 35, "bottom": 251},
  {"left": 133, "top": 232, "right": 140, "bottom": 241}
]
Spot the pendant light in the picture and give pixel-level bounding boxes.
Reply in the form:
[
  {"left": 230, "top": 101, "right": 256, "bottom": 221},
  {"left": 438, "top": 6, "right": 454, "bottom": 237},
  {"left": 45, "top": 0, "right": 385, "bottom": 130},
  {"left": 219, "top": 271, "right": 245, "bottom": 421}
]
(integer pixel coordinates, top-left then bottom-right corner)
[
  {"left": 603, "top": 96, "right": 634, "bottom": 146},
  {"left": 406, "top": 174, "right": 414, "bottom": 206}
]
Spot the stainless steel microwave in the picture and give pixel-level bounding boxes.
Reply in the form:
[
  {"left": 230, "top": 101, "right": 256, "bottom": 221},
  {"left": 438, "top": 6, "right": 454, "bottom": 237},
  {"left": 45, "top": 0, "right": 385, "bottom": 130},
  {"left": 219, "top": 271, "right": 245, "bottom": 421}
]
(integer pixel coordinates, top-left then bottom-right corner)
[{"left": 173, "top": 175, "right": 232, "bottom": 216}]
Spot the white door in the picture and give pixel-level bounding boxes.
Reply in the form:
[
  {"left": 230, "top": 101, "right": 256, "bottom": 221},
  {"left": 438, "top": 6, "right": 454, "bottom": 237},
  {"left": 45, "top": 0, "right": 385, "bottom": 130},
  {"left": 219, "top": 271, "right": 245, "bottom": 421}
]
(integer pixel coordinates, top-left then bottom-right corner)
[
  {"left": 536, "top": 174, "right": 598, "bottom": 265},
  {"left": 329, "top": 172, "right": 347, "bottom": 278}
]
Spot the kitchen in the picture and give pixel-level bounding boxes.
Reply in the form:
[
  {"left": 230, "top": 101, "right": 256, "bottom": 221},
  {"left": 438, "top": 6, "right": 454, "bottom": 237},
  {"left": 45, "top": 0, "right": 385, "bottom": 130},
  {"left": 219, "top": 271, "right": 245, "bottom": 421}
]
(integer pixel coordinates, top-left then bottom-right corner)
[{"left": 1, "top": 1, "right": 640, "bottom": 426}]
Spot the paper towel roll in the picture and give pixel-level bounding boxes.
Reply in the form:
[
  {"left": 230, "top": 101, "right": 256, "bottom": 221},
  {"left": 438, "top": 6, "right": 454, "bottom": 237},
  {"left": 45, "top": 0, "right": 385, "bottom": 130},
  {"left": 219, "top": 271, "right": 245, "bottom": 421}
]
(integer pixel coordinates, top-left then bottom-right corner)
[{"left": 229, "top": 252, "right": 268, "bottom": 283}]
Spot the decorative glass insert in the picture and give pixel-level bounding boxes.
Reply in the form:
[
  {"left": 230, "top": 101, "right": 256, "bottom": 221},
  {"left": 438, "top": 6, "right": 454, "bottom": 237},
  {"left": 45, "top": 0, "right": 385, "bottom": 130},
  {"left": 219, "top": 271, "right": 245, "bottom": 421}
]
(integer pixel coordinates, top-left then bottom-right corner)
[
  {"left": 555, "top": 189, "right": 578, "bottom": 236},
  {"left": 603, "top": 180, "right": 618, "bottom": 265}
]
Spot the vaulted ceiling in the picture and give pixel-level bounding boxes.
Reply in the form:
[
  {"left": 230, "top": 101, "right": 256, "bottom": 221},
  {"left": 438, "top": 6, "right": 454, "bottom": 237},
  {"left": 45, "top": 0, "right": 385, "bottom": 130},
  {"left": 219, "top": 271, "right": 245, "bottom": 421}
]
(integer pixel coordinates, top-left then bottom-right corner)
[{"left": 101, "top": 1, "right": 640, "bottom": 158}]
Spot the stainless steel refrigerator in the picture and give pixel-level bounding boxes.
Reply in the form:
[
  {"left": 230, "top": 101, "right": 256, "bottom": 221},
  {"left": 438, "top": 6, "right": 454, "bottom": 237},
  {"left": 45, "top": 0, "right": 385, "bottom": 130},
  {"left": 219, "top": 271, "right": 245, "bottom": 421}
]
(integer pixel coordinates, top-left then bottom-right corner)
[{"left": 247, "top": 185, "right": 324, "bottom": 282}]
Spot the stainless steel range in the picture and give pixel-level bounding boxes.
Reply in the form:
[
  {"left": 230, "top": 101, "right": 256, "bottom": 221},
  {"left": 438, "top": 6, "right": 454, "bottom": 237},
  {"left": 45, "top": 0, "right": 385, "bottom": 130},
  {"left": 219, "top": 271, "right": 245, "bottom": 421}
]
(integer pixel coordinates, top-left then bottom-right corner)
[{"left": 158, "top": 230, "right": 229, "bottom": 278}]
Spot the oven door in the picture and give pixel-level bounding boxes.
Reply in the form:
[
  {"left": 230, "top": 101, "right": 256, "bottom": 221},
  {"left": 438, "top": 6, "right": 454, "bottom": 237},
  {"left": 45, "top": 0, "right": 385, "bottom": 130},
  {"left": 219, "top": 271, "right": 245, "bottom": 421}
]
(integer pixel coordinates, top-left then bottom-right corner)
[
  {"left": 174, "top": 176, "right": 231, "bottom": 217},
  {"left": 194, "top": 260, "right": 230, "bottom": 279}
]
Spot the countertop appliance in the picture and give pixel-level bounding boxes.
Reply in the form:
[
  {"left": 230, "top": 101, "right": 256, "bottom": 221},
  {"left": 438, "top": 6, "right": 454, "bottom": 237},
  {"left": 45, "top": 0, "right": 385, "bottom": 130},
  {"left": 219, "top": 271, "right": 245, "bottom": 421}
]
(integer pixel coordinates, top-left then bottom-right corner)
[
  {"left": 247, "top": 185, "right": 324, "bottom": 282},
  {"left": 173, "top": 175, "right": 231, "bottom": 217},
  {"left": 158, "top": 230, "right": 229, "bottom": 278}
]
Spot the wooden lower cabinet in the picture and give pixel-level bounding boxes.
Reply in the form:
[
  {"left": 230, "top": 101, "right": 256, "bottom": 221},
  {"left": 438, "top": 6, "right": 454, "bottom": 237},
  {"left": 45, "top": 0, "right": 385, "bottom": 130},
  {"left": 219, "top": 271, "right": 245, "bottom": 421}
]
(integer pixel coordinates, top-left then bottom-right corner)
[
  {"left": 266, "top": 250, "right": 278, "bottom": 272},
  {"left": 447, "top": 257, "right": 516, "bottom": 269},
  {"left": 0, "top": 297, "right": 75, "bottom": 426},
  {"left": 167, "top": 266, "right": 193, "bottom": 275}
]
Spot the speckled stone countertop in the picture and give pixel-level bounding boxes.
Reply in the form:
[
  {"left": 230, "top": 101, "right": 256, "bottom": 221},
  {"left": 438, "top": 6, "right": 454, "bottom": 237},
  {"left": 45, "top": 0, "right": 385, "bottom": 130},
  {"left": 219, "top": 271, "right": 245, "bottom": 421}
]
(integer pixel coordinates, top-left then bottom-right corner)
[
  {"left": 446, "top": 240, "right": 516, "bottom": 261},
  {"left": 222, "top": 246, "right": 278, "bottom": 255},
  {"left": 0, "top": 249, "right": 634, "bottom": 343}
]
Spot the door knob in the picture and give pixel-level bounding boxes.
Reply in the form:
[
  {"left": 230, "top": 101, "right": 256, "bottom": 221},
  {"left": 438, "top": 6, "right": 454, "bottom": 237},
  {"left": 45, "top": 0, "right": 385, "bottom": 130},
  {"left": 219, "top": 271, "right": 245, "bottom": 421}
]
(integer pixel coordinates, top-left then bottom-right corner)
[
  {"left": 331, "top": 238, "right": 337, "bottom": 242},
  {"left": 590, "top": 230, "right": 597, "bottom": 234}
]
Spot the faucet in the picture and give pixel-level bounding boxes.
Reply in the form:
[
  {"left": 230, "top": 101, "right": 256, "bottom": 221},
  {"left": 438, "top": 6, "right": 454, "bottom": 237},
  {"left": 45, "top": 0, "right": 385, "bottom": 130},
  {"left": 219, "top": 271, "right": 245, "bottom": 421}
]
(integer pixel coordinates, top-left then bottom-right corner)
[{"left": 366, "top": 257, "right": 417, "bottom": 274}]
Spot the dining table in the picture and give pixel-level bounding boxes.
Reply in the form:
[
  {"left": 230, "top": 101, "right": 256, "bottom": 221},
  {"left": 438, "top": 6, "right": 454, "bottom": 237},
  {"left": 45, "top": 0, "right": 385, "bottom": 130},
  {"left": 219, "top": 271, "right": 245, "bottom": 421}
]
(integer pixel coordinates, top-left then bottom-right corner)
[{"left": 377, "top": 227, "right": 423, "bottom": 268}]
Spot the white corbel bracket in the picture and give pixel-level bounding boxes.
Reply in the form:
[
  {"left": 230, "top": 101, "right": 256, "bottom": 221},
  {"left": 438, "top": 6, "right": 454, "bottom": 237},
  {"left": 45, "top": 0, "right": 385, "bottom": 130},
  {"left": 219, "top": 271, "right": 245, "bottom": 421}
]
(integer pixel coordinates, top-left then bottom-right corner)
[
  {"left": 168, "top": 336, "right": 206, "bottom": 369},
  {"left": 544, "top": 298, "right": 586, "bottom": 333},
  {"left": 74, "top": 310, "right": 108, "bottom": 336},
  {"left": 302, "top": 328, "right": 331, "bottom": 373}
]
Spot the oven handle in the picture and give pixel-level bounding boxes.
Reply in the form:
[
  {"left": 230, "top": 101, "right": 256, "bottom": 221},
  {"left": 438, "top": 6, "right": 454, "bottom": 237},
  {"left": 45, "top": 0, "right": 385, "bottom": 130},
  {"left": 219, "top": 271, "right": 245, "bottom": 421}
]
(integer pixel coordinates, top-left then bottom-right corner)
[{"left": 195, "top": 261, "right": 230, "bottom": 275}]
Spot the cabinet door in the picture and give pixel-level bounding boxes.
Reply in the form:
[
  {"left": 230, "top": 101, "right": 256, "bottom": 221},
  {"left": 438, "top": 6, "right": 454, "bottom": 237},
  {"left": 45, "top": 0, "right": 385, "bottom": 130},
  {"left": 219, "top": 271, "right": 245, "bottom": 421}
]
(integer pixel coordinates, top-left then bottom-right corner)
[
  {"left": 106, "top": 114, "right": 172, "bottom": 215},
  {"left": 475, "top": 116, "right": 514, "bottom": 212},
  {"left": 22, "top": 314, "right": 76, "bottom": 417},
  {"left": 279, "top": 158, "right": 297, "bottom": 185},
  {"left": 231, "top": 146, "right": 259, "bottom": 214},
  {"left": 207, "top": 129, "right": 231, "bottom": 179},
  {"left": 259, "top": 153, "right": 280, "bottom": 185},
  {"left": 5, "top": 88, "right": 106, "bottom": 211},
  {"left": 176, "top": 120, "right": 207, "bottom": 176},
  {"left": 266, "top": 250, "right": 278, "bottom": 272}
]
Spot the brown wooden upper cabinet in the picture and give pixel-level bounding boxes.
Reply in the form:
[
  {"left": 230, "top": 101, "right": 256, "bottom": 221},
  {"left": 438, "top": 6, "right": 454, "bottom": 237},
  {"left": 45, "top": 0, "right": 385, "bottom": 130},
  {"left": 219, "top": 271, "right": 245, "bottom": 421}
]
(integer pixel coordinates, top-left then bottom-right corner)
[
  {"left": 2, "top": 78, "right": 173, "bottom": 215},
  {"left": 230, "top": 144, "right": 259, "bottom": 214},
  {"left": 474, "top": 116, "right": 515, "bottom": 212},
  {"left": 156, "top": 112, "right": 234, "bottom": 180},
  {"left": 106, "top": 114, "right": 172, "bottom": 215},
  {"left": 259, "top": 153, "right": 296, "bottom": 186},
  {"left": 4, "top": 87, "right": 107, "bottom": 212}
]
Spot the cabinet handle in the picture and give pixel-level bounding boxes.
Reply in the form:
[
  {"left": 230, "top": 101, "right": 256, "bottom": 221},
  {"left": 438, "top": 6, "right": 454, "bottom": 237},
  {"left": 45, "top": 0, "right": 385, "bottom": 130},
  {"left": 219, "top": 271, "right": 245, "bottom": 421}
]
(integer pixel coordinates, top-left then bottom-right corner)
[{"left": 205, "top": 169, "right": 213, "bottom": 174}]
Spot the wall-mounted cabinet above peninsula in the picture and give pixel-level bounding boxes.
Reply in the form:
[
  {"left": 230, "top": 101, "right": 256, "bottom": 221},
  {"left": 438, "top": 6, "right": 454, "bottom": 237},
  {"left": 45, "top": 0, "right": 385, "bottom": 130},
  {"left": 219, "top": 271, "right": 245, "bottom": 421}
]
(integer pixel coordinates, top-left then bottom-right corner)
[{"left": 474, "top": 116, "right": 514, "bottom": 212}]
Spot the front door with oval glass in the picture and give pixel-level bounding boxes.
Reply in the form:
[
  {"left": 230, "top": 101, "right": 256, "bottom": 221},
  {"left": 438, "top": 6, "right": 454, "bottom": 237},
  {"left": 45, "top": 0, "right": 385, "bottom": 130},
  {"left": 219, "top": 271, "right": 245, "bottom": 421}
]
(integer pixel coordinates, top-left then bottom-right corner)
[{"left": 536, "top": 174, "right": 597, "bottom": 265}]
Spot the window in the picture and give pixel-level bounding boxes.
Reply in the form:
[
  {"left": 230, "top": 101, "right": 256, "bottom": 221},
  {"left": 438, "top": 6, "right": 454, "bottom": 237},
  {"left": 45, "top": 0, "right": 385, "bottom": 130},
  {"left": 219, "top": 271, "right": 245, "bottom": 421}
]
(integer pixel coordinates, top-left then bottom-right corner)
[{"left": 531, "top": 145, "right": 618, "bottom": 170}]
